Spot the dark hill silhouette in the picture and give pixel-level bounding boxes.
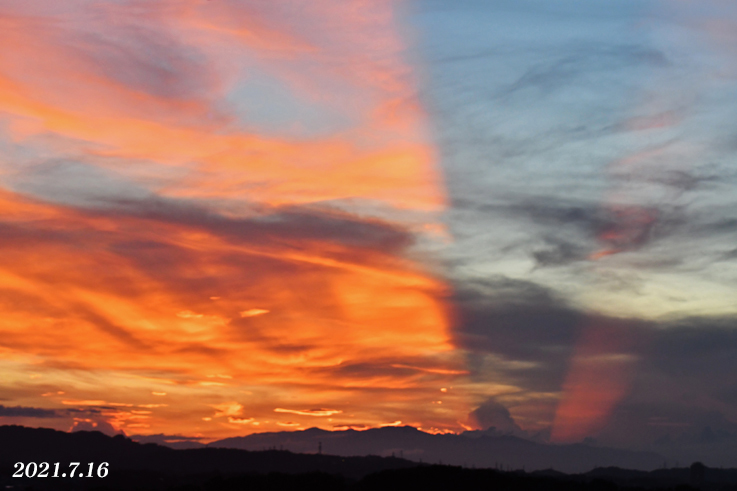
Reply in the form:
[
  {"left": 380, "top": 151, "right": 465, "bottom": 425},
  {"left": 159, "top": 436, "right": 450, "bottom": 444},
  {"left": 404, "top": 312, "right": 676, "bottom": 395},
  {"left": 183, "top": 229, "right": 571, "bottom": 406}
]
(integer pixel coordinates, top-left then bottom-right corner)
[
  {"left": 4, "top": 425, "right": 736, "bottom": 490},
  {"left": 576, "top": 465, "right": 737, "bottom": 490},
  {"left": 0, "top": 425, "right": 417, "bottom": 490},
  {"left": 209, "top": 425, "right": 666, "bottom": 473}
]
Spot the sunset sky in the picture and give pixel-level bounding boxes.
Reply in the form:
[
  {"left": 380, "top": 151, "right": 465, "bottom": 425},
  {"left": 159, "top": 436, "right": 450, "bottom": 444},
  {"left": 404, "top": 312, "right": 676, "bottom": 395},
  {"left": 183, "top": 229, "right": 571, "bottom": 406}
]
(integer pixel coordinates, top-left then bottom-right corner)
[{"left": 2, "top": 0, "right": 737, "bottom": 456}]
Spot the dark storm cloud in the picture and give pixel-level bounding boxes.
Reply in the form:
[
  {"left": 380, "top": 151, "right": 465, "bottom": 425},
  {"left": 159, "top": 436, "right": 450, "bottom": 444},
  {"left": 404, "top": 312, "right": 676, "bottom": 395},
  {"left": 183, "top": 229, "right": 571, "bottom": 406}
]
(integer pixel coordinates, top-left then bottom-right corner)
[
  {"left": 451, "top": 275, "right": 664, "bottom": 394},
  {"left": 0, "top": 405, "right": 60, "bottom": 418},
  {"left": 452, "top": 278, "right": 737, "bottom": 391},
  {"left": 451, "top": 277, "right": 583, "bottom": 391},
  {"left": 451, "top": 276, "right": 737, "bottom": 460},
  {"left": 468, "top": 398, "right": 523, "bottom": 433},
  {"left": 595, "top": 399, "right": 737, "bottom": 467},
  {"left": 555, "top": 316, "right": 737, "bottom": 462},
  {"left": 643, "top": 317, "right": 737, "bottom": 396}
]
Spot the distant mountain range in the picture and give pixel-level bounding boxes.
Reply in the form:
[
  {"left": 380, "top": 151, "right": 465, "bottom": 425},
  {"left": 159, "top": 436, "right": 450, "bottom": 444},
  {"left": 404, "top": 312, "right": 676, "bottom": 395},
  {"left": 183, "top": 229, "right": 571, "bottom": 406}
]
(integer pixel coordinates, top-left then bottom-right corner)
[
  {"left": 208, "top": 426, "right": 665, "bottom": 474},
  {"left": 3, "top": 425, "right": 737, "bottom": 490},
  {"left": 0, "top": 424, "right": 416, "bottom": 490},
  {"left": 0, "top": 425, "right": 415, "bottom": 480}
]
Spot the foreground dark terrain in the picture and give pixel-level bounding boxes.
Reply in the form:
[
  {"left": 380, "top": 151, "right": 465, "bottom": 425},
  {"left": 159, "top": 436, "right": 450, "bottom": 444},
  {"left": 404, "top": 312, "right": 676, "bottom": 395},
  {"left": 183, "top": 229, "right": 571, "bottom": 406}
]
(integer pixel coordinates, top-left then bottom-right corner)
[{"left": 2, "top": 426, "right": 735, "bottom": 490}]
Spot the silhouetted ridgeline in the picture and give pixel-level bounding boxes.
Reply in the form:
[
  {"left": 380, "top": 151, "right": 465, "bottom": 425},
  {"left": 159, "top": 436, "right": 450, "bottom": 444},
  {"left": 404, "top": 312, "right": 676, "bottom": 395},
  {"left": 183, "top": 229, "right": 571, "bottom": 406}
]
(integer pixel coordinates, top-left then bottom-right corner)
[
  {"left": 210, "top": 425, "right": 666, "bottom": 473},
  {"left": 2, "top": 425, "right": 737, "bottom": 490},
  {"left": 0, "top": 425, "right": 414, "bottom": 489}
]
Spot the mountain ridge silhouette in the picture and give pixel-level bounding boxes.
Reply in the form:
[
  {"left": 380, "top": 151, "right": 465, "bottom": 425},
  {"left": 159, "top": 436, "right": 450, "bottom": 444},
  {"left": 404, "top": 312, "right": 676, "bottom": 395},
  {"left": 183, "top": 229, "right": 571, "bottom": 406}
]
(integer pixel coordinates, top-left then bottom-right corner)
[
  {"left": 4, "top": 425, "right": 737, "bottom": 490},
  {"left": 208, "top": 425, "right": 666, "bottom": 473},
  {"left": 0, "top": 425, "right": 416, "bottom": 481}
]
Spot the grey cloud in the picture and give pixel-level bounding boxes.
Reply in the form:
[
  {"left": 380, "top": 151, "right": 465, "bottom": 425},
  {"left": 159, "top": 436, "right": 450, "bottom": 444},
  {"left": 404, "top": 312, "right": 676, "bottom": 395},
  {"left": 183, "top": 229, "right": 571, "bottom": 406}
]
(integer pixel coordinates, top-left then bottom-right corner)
[
  {"left": 87, "top": 36, "right": 210, "bottom": 101},
  {"left": 480, "top": 198, "right": 685, "bottom": 247},
  {"left": 419, "top": 0, "right": 737, "bottom": 283},
  {"left": 643, "top": 318, "right": 737, "bottom": 392},
  {"left": 129, "top": 434, "right": 204, "bottom": 449},
  {"left": 569, "top": 317, "right": 737, "bottom": 464},
  {"left": 0, "top": 405, "right": 60, "bottom": 418},
  {"left": 468, "top": 398, "right": 522, "bottom": 433},
  {"left": 636, "top": 170, "right": 718, "bottom": 194},
  {"left": 106, "top": 197, "right": 415, "bottom": 255},
  {"left": 321, "top": 362, "right": 417, "bottom": 379},
  {"left": 703, "top": 218, "right": 737, "bottom": 235},
  {"left": 719, "top": 249, "right": 737, "bottom": 261},
  {"left": 458, "top": 197, "right": 609, "bottom": 233},
  {"left": 452, "top": 195, "right": 706, "bottom": 271},
  {"left": 306, "top": 359, "right": 459, "bottom": 383},
  {"left": 72, "top": 9, "right": 214, "bottom": 103},
  {"left": 424, "top": 43, "right": 670, "bottom": 165},
  {"left": 503, "top": 44, "right": 669, "bottom": 98},
  {"left": 133, "top": 433, "right": 202, "bottom": 443},
  {"left": 10, "top": 160, "right": 152, "bottom": 209},
  {"left": 596, "top": 401, "right": 737, "bottom": 467},
  {"left": 532, "top": 239, "right": 589, "bottom": 268},
  {"left": 418, "top": 0, "right": 737, "bottom": 460},
  {"left": 452, "top": 279, "right": 737, "bottom": 460},
  {"left": 451, "top": 276, "right": 656, "bottom": 390},
  {"left": 65, "top": 408, "right": 102, "bottom": 414},
  {"left": 11, "top": 160, "right": 415, "bottom": 256},
  {"left": 451, "top": 277, "right": 583, "bottom": 391}
]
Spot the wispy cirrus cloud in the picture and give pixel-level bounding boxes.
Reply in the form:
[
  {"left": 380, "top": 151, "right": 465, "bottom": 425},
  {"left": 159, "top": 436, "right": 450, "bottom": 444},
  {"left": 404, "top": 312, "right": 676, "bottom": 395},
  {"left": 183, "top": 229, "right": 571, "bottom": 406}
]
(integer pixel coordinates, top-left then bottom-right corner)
[
  {"left": 0, "top": 0, "right": 460, "bottom": 439},
  {"left": 414, "top": 0, "right": 737, "bottom": 450}
]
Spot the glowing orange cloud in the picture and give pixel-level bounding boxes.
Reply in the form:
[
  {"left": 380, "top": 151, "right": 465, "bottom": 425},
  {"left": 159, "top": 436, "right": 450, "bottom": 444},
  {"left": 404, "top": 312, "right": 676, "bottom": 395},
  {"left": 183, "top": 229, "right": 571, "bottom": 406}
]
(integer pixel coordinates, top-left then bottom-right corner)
[
  {"left": 0, "top": 0, "right": 465, "bottom": 439},
  {"left": 274, "top": 408, "right": 342, "bottom": 417}
]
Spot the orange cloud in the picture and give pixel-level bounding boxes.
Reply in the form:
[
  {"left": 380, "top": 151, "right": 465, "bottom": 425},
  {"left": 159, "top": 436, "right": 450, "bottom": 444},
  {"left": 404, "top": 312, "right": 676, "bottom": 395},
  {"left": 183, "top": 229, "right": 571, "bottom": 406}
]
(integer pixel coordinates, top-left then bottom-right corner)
[
  {"left": 274, "top": 408, "right": 342, "bottom": 417},
  {"left": 0, "top": 0, "right": 463, "bottom": 439},
  {"left": 211, "top": 402, "right": 244, "bottom": 418},
  {"left": 239, "top": 309, "right": 269, "bottom": 318}
]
